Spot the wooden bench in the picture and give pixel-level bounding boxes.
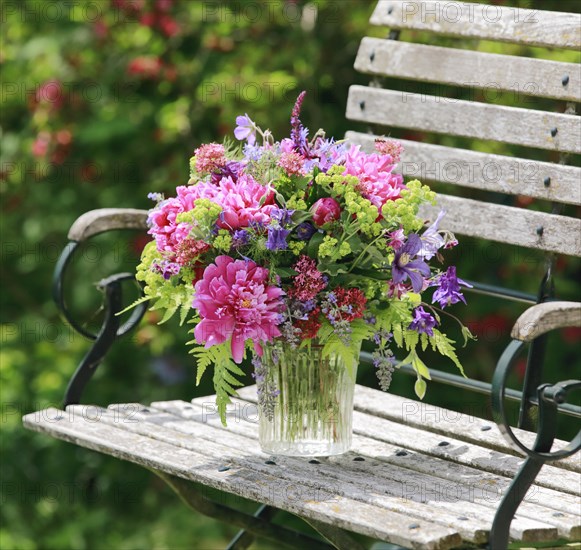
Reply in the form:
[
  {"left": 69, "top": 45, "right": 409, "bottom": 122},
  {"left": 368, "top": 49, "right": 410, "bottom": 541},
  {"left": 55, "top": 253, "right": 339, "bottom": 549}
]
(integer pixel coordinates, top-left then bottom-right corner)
[{"left": 23, "top": 2, "right": 580, "bottom": 549}]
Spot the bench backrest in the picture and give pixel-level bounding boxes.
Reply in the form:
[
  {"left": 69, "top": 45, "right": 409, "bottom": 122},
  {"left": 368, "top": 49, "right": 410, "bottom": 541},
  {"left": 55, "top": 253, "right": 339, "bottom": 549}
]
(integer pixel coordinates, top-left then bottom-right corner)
[{"left": 346, "top": 0, "right": 581, "bottom": 259}]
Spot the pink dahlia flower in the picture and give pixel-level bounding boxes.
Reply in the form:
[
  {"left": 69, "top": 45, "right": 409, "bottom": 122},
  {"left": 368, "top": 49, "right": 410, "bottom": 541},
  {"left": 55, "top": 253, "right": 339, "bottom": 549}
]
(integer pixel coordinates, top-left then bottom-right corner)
[
  {"left": 193, "top": 256, "right": 284, "bottom": 363},
  {"left": 343, "top": 145, "right": 404, "bottom": 209}
]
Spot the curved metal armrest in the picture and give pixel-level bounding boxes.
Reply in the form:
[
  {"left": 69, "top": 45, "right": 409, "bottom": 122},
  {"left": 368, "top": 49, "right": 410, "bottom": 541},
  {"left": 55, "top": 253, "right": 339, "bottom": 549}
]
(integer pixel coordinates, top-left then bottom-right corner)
[
  {"left": 68, "top": 208, "right": 149, "bottom": 242},
  {"left": 511, "top": 301, "right": 581, "bottom": 342}
]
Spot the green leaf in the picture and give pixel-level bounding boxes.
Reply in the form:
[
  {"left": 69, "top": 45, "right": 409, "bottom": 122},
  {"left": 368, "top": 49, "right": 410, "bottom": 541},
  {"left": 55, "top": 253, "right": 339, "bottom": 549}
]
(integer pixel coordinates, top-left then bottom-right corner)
[
  {"left": 430, "top": 329, "right": 467, "bottom": 378},
  {"left": 318, "top": 262, "right": 348, "bottom": 276},
  {"left": 307, "top": 231, "right": 325, "bottom": 257},
  {"left": 276, "top": 267, "right": 298, "bottom": 278}
]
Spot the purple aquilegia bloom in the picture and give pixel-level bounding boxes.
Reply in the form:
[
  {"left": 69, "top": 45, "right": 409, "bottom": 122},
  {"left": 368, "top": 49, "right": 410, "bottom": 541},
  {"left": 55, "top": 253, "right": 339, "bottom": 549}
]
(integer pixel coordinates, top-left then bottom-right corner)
[
  {"left": 418, "top": 210, "right": 445, "bottom": 260},
  {"left": 296, "top": 222, "right": 316, "bottom": 241},
  {"left": 271, "top": 208, "right": 295, "bottom": 226},
  {"left": 234, "top": 114, "right": 256, "bottom": 145},
  {"left": 408, "top": 306, "right": 438, "bottom": 336},
  {"left": 266, "top": 227, "right": 290, "bottom": 250},
  {"left": 391, "top": 233, "right": 431, "bottom": 293},
  {"left": 432, "top": 266, "right": 472, "bottom": 308},
  {"left": 232, "top": 229, "right": 250, "bottom": 248}
]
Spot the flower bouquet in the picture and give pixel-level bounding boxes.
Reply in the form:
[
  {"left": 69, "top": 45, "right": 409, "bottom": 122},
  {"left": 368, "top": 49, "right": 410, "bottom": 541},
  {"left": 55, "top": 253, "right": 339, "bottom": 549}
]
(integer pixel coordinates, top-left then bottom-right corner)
[{"left": 129, "top": 92, "right": 473, "bottom": 456}]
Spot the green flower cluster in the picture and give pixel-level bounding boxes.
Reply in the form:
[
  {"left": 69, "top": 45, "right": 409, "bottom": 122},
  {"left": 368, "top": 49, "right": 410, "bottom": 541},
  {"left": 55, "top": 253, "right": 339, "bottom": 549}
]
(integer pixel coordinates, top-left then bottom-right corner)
[{"left": 382, "top": 179, "right": 436, "bottom": 233}]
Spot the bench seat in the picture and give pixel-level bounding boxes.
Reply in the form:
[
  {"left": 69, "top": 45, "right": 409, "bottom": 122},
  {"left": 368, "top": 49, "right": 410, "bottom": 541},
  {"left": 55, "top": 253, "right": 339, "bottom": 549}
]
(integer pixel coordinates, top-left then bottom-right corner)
[{"left": 23, "top": 384, "right": 580, "bottom": 550}]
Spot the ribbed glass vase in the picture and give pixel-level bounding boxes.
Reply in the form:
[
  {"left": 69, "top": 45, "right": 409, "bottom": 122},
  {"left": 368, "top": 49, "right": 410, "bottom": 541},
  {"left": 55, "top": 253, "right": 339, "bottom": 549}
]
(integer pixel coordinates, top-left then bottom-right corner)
[{"left": 256, "top": 342, "right": 358, "bottom": 456}]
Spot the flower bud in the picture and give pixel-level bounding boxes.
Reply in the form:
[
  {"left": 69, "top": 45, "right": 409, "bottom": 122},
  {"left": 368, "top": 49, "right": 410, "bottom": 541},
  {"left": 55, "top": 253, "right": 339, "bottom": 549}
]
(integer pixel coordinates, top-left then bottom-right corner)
[{"left": 311, "top": 198, "right": 341, "bottom": 226}]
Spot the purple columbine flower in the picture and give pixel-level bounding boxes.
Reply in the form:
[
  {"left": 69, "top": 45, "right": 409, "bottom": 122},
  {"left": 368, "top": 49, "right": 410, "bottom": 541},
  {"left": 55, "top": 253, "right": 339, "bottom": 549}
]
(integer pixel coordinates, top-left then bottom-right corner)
[
  {"left": 391, "top": 233, "right": 431, "bottom": 293},
  {"left": 418, "top": 210, "right": 446, "bottom": 260},
  {"left": 408, "top": 306, "right": 438, "bottom": 336},
  {"left": 432, "top": 266, "right": 472, "bottom": 308},
  {"left": 266, "top": 226, "right": 290, "bottom": 251},
  {"left": 234, "top": 114, "right": 256, "bottom": 145},
  {"left": 296, "top": 222, "right": 316, "bottom": 241},
  {"left": 271, "top": 208, "right": 295, "bottom": 227},
  {"left": 232, "top": 229, "right": 250, "bottom": 248}
]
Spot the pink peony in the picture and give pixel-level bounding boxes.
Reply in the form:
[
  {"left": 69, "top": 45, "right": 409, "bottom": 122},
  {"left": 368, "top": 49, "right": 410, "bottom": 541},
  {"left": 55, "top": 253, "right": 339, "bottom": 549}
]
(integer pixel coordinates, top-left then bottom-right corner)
[
  {"left": 311, "top": 197, "right": 341, "bottom": 226},
  {"left": 343, "top": 145, "right": 404, "bottom": 209},
  {"left": 193, "top": 256, "right": 284, "bottom": 363},
  {"left": 212, "top": 174, "right": 276, "bottom": 230},
  {"left": 148, "top": 175, "right": 275, "bottom": 254}
]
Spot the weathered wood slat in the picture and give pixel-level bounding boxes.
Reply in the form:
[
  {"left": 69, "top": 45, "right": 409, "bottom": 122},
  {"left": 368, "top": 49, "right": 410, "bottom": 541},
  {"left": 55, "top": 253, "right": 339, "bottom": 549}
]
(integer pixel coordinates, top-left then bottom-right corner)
[
  {"left": 215, "top": 390, "right": 579, "bottom": 497},
  {"left": 345, "top": 132, "right": 581, "bottom": 206},
  {"left": 346, "top": 86, "right": 581, "bottom": 154},
  {"left": 146, "top": 400, "right": 566, "bottom": 543},
  {"left": 177, "top": 399, "right": 579, "bottom": 540},
  {"left": 237, "top": 385, "right": 581, "bottom": 474},
  {"left": 68, "top": 208, "right": 149, "bottom": 241},
  {"left": 370, "top": 0, "right": 581, "bottom": 50},
  {"left": 22, "top": 407, "right": 462, "bottom": 550},
  {"left": 419, "top": 194, "right": 581, "bottom": 257},
  {"left": 355, "top": 38, "right": 581, "bottom": 102},
  {"left": 512, "top": 301, "right": 581, "bottom": 342}
]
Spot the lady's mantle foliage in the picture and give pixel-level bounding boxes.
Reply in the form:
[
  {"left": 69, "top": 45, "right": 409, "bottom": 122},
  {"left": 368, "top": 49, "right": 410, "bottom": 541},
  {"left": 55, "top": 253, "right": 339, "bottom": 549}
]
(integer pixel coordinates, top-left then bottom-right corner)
[{"left": 132, "top": 92, "right": 474, "bottom": 424}]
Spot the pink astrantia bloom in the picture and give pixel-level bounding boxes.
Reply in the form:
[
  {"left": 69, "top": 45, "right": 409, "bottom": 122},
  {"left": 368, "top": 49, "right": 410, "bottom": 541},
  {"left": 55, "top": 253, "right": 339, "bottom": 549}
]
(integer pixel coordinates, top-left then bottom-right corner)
[
  {"left": 374, "top": 138, "right": 404, "bottom": 164},
  {"left": 343, "top": 145, "right": 405, "bottom": 209},
  {"left": 193, "top": 143, "right": 226, "bottom": 173},
  {"left": 193, "top": 256, "right": 284, "bottom": 363}
]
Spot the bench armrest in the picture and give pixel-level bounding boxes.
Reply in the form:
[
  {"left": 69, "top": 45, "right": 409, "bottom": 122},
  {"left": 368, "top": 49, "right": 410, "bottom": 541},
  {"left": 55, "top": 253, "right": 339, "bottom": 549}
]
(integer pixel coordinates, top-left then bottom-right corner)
[
  {"left": 511, "top": 301, "right": 581, "bottom": 342},
  {"left": 68, "top": 208, "right": 149, "bottom": 242}
]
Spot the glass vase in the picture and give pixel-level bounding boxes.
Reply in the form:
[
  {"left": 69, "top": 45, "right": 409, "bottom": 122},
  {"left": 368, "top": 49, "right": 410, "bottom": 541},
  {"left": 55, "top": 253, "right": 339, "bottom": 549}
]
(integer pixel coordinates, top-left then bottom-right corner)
[{"left": 256, "top": 342, "right": 358, "bottom": 456}]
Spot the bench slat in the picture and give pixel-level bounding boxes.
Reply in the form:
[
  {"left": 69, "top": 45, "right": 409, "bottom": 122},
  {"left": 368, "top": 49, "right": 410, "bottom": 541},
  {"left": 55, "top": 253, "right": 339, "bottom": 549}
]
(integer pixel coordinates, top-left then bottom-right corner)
[
  {"left": 231, "top": 388, "right": 580, "bottom": 497},
  {"left": 23, "top": 406, "right": 461, "bottom": 550},
  {"left": 347, "top": 86, "right": 581, "bottom": 155},
  {"left": 349, "top": 385, "right": 581, "bottom": 473},
  {"left": 346, "top": 131, "right": 581, "bottom": 206},
  {"left": 185, "top": 395, "right": 580, "bottom": 539},
  {"left": 370, "top": 0, "right": 581, "bottom": 50},
  {"left": 355, "top": 38, "right": 581, "bottom": 102},
  {"left": 103, "top": 403, "right": 525, "bottom": 544},
  {"left": 420, "top": 194, "right": 581, "bottom": 257},
  {"left": 148, "top": 400, "right": 568, "bottom": 543}
]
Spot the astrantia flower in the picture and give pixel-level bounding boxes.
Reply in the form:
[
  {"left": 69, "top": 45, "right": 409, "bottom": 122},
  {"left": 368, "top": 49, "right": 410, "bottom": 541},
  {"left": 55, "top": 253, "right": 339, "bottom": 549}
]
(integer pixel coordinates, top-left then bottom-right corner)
[
  {"left": 193, "top": 256, "right": 284, "bottom": 363},
  {"left": 408, "top": 306, "right": 438, "bottom": 336},
  {"left": 343, "top": 144, "right": 404, "bottom": 209},
  {"left": 289, "top": 255, "right": 327, "bottom": 301},
  {"left": 174, "top": 237, "right": 210, "bottom": 266},
  {"left": 278, "top": 151, "right": 305, "bottom": 176},
  {"left": 335, "top": 287, "right": 367, "bottom": 322},
  {"left": 391, "top": 233, "right": 431, "bottom": 293},
  {"left": 294, "top": 306, "right": 322, "bottom": 339},
  {"left": 432, "top": 266, "right": 472, "bottom": 308},
  {"left": 193, "top": 143, "right": 226, "bottom": 173},
  {"left": 374, "top": 138, "right": 404, "bottom": 164},
  {"left": 234, "top": 114, "right": 256, "bottom": 145}
]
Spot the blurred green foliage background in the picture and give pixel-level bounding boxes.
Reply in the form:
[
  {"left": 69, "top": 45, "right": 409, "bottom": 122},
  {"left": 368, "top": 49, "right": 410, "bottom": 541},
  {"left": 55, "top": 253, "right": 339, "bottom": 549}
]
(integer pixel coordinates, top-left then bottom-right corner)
[{"left": 1, "top": 0, "right": 579, "bottom": 549}]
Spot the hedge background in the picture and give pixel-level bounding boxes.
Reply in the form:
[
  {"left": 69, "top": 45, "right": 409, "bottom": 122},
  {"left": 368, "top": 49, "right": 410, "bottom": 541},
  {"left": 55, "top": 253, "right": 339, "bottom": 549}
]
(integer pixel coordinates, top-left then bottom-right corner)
[{"left": 2, "top": 1, "right": 579, "bottom": 548}]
